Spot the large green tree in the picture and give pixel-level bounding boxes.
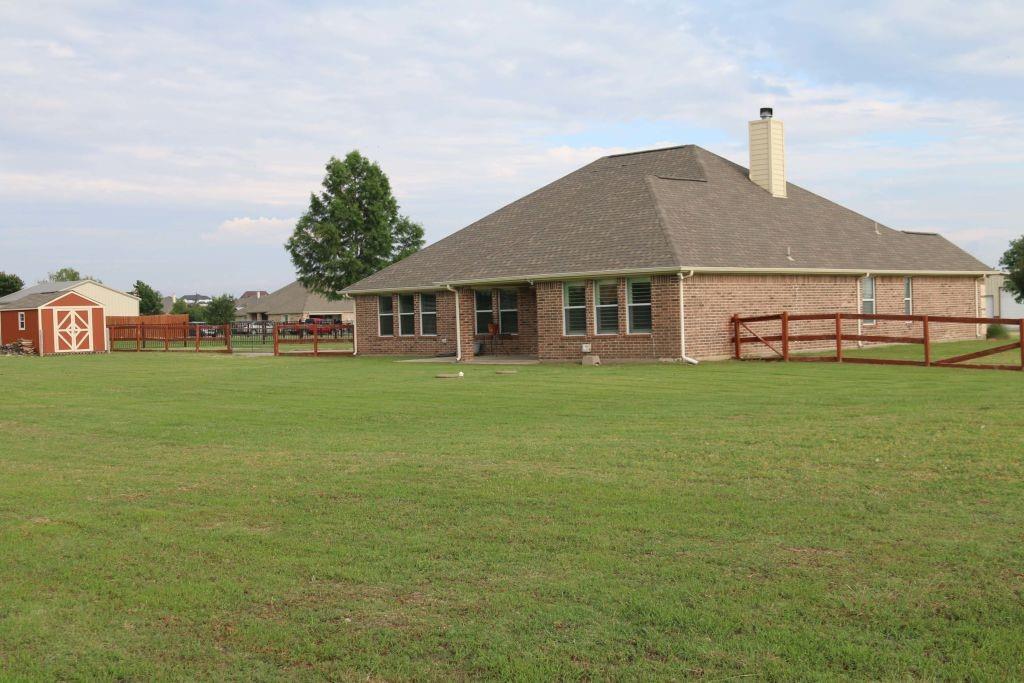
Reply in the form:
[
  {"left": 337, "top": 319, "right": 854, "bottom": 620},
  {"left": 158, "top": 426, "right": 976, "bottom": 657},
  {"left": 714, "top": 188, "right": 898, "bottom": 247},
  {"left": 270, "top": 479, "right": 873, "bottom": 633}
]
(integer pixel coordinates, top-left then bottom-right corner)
[
  {"left": 286, "top": 151, "right": 425, "bottom": 296},
  {"left": 132, "top": 280, "right": 163, "bottom": 315},
  {"left": 0, "top": 271, "right": 24, "bottom": 297},
  {"left": 999, "top": 236, "right": 1024, "bottom": 304},
  {"left": 205, "top": 295, "right": 237, "bottom": 325}
]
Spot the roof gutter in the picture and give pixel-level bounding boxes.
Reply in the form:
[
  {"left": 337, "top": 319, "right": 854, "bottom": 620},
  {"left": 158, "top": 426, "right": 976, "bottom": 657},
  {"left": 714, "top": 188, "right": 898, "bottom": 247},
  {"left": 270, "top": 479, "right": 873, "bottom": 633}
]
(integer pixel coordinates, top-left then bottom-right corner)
[{"left": 343, "top": 266, "right": 996, "bottom": 294}]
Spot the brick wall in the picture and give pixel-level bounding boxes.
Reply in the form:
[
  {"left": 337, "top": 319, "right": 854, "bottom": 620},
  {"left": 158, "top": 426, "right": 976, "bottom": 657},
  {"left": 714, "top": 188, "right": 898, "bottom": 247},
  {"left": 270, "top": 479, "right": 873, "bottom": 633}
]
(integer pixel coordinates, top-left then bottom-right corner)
[
  {"left": 683, "top": 274, "right": 982, "bottom": 359},
  {"left": 354, "top": 290, "right": 459, "bottom": 356},
  {"left": 535, "top": 275, "right": 681, "bottom": 361}
]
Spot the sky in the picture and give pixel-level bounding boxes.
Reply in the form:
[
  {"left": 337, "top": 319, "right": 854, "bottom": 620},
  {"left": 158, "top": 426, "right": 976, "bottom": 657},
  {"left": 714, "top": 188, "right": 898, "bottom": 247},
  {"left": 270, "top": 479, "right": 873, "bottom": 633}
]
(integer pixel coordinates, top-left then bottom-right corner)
[{"left": 2, "top": 0, "right": 1022, "bottom": 296}]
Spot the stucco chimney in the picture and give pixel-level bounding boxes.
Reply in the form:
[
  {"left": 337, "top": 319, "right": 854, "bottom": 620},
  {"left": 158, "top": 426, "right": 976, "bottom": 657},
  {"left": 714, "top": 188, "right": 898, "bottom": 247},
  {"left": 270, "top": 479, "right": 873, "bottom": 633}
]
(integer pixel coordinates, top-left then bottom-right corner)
[{"left": 748, "top": 107, "right": 786, "bottom": 198}]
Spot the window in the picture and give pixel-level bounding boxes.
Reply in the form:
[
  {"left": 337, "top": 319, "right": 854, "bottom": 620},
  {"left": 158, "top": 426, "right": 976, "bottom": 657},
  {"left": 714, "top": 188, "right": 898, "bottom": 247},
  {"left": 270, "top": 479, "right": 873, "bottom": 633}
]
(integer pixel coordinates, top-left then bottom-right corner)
[
  {"left": 563, "top": 282, "right": 586, "bottom": 335},
  {"left": 627, "top": 278, "right": 652, "bottom": 333},
  {"left": 18, "top": 312, "right": 26, "bottom": 331},
  {"left": 398, "top": 294, "right": 415, "bottom": 335},
  {"left": 419, "top": 293, "right": 437, "bottom": 335},
  {"left": 861, "top": 276, "right": 876, "bottom": 324},
  {"left": 903, "top": 277, "right": 913, "bottom": 315},
  {"left": 594, "top": 280, "right": 619, "bottom": 334},
  {"left": 499, "top": 290, "right": 518, "bottom": 334},
  {"left": 378, "top": 295, "right": 394, "bottom": 336},
  {"left": 475, "top": 290, "right": 493, "bottom": 334}
]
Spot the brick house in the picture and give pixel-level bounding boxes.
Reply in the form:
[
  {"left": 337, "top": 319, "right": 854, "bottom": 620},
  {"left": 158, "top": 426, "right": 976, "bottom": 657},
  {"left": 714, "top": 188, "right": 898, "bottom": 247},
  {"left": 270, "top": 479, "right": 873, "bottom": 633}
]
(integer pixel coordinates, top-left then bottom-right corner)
[{"left": 343, "top": 110, "right": 992, "bottom": 362}]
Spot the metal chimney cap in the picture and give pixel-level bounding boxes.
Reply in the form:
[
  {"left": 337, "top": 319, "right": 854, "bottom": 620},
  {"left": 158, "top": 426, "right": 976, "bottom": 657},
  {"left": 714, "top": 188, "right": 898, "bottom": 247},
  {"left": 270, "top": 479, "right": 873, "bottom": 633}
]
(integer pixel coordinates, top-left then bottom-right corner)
[{"left": 759, "top": 107, "right": 773, "bottom": 120}]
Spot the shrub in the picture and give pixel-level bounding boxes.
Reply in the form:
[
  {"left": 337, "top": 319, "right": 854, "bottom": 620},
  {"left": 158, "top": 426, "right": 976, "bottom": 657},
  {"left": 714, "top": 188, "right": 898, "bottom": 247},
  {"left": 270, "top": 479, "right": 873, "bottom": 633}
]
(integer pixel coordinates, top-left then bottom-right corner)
[{"left": 987, "top": 324, "right": 1010, "bottom": 339}]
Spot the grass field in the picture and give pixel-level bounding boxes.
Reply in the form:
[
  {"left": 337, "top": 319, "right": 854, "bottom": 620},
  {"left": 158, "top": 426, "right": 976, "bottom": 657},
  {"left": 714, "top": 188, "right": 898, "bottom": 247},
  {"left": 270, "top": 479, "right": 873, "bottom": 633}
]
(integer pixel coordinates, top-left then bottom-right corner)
[{"left": 1, "top": 346, "right": 1022, "bottom": 680}]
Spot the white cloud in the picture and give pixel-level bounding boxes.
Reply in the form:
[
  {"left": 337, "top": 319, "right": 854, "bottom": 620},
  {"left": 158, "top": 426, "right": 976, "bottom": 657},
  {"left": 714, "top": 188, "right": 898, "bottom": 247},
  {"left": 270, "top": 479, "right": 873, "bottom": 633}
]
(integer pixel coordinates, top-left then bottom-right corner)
[{"left": 202, "top": 217, "right": 296, "bottom": 245}]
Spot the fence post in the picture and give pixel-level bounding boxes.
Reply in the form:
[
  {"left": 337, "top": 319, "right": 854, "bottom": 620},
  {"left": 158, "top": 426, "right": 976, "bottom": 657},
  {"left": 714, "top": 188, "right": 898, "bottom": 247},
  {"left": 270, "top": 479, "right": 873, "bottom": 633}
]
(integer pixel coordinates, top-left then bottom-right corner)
[
  {"left": 195, "top": 324, "right": 201, "bottom": 352},
  {"left": 273, "top": 323, "right": 279, "bottom": 356},
  {"left": 835, "top": 313, "right": 843, "bottom": 362},
  {"left": 732, "top": 315, "right": 741, "bottom": 359},
  {"left": 922, "top": 315, "right": 931, "bottom": 367},
  {"left": 1019, "top": 320, "right": 1023, "bottom": 371},
  {"left": 781, "top": 311, "right": 790, "bottom": 361},
  {"left": 313, "top": 322, "right": 319, "bottom": 356},
  {"left": 224, "top": 324, "right": 232, "bottom": 353},
  {"left": 164, "top": 325, "right": 169, "bottom": 352},
  {"left": 135, "top": 324, "right": 141, "bottom": 352}
]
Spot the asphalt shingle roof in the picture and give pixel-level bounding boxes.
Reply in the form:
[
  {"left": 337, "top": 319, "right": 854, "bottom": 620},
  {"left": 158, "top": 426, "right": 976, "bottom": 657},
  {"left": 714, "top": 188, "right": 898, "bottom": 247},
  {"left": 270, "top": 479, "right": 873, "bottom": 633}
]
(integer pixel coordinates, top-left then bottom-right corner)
[
  {"left": 344, "top": 145, "right": 990, "bottom": 293},
  {"left": 243, "top": 280, "right": 354, "bottom": 316}
]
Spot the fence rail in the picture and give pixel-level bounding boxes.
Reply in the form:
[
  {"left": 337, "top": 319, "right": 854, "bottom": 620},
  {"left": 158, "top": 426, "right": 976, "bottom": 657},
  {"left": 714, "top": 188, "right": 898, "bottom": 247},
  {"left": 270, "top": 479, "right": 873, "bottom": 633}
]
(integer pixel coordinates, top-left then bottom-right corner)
[
  {"left": 106, "top": 321, "right": 353, "bottom": 356},
  {"left": 731, "top": 312, "right": 1024, "bottom": 371}
]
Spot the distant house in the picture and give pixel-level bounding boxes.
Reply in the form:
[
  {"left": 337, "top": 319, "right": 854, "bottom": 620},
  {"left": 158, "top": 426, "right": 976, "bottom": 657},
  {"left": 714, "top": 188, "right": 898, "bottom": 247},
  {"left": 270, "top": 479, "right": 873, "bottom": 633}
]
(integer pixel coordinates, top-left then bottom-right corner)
[
  {"left": 180, "top": 293, "right": 212, "bottom": 306},
  {"left": 239, "top": 290, "right": 269, "bottom": 299},
  {"left": 984, "top": 274, "right": 1024, "bottom": 319},
  {"left": 343, "top": 109, "right": 993, "bottom": 361},
  {"left": 0, "top": 280, "right": 139, "bottom": 354},
  {"left": 161, "top": 296, "right": 176, "bottom": 313},
  {"left": 237, "top": 280, "right": 354, "bottom": 322}
]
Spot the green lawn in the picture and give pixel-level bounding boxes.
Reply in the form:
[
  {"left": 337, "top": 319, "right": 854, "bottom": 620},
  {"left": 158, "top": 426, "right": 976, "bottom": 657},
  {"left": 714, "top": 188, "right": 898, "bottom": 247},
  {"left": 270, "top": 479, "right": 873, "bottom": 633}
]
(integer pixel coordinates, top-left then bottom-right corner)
[{"left": 0, "top": 348, "right": 1022, "bottom": 680}]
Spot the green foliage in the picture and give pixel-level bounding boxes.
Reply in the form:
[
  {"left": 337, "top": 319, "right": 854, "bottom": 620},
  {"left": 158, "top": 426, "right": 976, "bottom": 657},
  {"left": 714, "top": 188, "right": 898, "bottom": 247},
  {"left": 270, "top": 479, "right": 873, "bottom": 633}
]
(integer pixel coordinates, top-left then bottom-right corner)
[
  {"left": 286, "top": 151, "right": 425, "bottom": 297},
  {"left": 169, "top": 299, "right": 189, "bottom": 315},
  {"left": 46, "top": 266, "right": 102, "bottom": 283},
  {"left": 986, "top": 324, "right": 1010, "bottom": 339},
  {"left": 0, "top": 271, "right": 24, "bottom": 297},
  {"left": 131, "top": 280, "right": 163, "bottom": 315},
  {"left": 0, "top": 352, "right": 1022, "bottom": 679},
  {"left": 204, "top": 295, "right": 237, "bottom": 325},
  {"left": 999, "top": 236, "right": 1024, "bottom": 304}
]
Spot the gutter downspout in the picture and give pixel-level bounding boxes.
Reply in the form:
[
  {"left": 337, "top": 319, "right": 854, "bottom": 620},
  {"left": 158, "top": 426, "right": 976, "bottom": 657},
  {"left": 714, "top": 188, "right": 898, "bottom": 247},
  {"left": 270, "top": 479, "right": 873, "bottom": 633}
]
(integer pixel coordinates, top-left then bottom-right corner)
[
  {"left": 678, "top": 271, "right": 698, "bottom": 364},
  {"left": 446, "top": 285, "right": 462, "bottom": 361}
]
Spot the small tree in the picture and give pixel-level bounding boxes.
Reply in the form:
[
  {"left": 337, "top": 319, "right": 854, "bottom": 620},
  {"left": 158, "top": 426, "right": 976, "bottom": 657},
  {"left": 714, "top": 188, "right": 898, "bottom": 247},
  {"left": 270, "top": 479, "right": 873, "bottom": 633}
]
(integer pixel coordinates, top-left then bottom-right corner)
[
  {"left": 999, "top": 236, "right": 1024, "bottom": 304},
  {"left": 132, "top": 280, "right": 163, "bottom": 315},
  {"left": 170, "top": 299, "right": 189, "bottom": 315},
  {"left": 286, "top": 151, "right": 425, "bottom": 297},
  {"left": 205, "top": 295, "right": 237, "bottom": 325},
  {"left": 0, "top": 272, "right": 24, "bottom": 297}
]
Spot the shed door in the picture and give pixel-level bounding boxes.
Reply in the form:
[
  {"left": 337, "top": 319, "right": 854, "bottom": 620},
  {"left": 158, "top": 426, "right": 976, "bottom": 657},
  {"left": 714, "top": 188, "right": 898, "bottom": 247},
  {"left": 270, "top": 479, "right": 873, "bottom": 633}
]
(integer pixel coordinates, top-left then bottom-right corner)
[{"left": 53, "top": 308, "right": 93, "bottom": 353}]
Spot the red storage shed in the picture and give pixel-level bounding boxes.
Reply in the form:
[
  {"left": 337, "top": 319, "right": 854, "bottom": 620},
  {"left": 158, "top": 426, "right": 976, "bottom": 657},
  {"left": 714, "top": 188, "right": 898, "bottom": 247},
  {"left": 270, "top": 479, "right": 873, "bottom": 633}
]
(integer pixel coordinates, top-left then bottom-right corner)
[{"left": 0, "top": 289, "right": 107, "bottom": 355}]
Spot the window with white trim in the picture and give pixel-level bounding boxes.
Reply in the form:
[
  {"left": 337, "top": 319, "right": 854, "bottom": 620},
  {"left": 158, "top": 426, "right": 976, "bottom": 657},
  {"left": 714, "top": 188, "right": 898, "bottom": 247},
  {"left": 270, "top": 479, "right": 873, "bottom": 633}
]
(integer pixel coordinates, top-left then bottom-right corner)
[
  {"left": 18, "top": 312, "right": 26, "bottom": 331},
  {"left": 563, "top": 282, "right": 586, "bottom": 335},
  {"left": 398, "top": 294, "right": 415, "bottom": 335},
  {"left": 475, "top": 290, "right": 493, "bottom": 334},
  {"left": 419, "top": 293, "right": 437, "bottom": 336},
  {"left": 594, "top": 279, "right": 619, "bottom": 334},
  {"left": 627, "top": 278, "right": 652, "bottom": 333},
  {"left": 861, "top": 276, "right": 876, "bottom": 324},
  {"left": 378, "top": 295, "right": 394, "bottom": 336},
  {"left": 498, "top": 289, "right": 518, "bottom": 334},
  {"left": 903, "top": 277, "right": 913, "bottom": 315}
]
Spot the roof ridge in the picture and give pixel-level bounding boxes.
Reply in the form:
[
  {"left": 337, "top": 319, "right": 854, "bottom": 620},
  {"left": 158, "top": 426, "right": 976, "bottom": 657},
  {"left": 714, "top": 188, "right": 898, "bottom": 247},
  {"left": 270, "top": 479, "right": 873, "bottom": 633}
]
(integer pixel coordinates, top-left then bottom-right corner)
[
  {"left": 644, "top": 175, "right": 687, "bottom": 269},
  {"left": 605, "top": 144, "right": 695, "bottom": 159}
]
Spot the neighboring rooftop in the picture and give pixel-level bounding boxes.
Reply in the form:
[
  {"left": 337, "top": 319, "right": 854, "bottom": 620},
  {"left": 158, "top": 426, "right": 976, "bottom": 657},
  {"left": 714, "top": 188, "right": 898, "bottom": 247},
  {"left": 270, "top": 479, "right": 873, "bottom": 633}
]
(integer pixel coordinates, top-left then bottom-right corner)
[
  {"left": 345, "top": 145, "right": 991, "bottom": 293},
  {"left": 243, "top": 280, "right": 353, "bottom": 316}
]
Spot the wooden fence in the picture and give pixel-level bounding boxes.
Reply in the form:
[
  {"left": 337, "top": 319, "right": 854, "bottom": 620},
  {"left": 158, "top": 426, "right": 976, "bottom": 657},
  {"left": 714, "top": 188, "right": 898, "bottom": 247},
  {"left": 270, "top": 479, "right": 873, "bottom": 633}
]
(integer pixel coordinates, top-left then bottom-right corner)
[
  {"left": 107, "top": 323, "right": 231, "bottom": 352},
  {"left": 105, "top": 321, "right": 353, "bottom": 356},
  {"left": 272, "top": 322, "right": 353, "bottom": 356},
  {"left": 731, "top": 312, "right": 1024, "bottom": 371},
  {"left": 107, "top": 314, "right": 189, "bottom": 326}
]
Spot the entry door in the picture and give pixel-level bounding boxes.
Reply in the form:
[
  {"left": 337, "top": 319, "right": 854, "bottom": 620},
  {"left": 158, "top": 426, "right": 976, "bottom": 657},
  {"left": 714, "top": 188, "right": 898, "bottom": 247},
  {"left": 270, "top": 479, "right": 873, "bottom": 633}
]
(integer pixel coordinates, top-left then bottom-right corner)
[{"left": 53, "top": 308, "right": 93, "bottom": 352}]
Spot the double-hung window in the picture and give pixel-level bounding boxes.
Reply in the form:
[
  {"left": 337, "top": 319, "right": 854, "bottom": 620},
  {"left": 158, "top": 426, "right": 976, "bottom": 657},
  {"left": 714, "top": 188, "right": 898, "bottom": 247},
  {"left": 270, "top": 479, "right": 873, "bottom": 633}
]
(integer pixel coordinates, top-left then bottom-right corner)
[
  {"left": 18, "top": 312, "right": 26, "bottom": 331},
  {"left": 419, "top": 293, "right": 437, "bottom": 335},
  {"left": 627, "top": 278, "right": 652, "bottom": 333},
  {"left": 475, "top": 290, "right": 493, "bottom": 334},
  {"left": 499, "top": 290, "right": 518, "bottom": 334},
  {"left": 861, "top": 276, "right": 876, "bottom": 324},
  {"left": 594, "top": 280, "right": 619, "bottom": 334},
  {"left": 903, "top": 277, "right": 913, "bottom": 316},
  {"left": 378, "top": 296, "right": 394, "bottom": 336},
  {"left": 563, "top": 282, "right": 586, "bottom": 335},
  {"left": 398, "top": 294, "right": 415, "bottom": 335}
]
